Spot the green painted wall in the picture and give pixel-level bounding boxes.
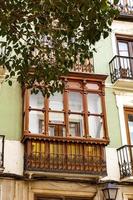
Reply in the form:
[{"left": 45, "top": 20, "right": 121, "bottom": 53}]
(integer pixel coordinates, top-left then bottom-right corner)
[
  {"left": 93, "top": 34, "right": 113, "bottom": 83},
  {"left": 105, "top": 87, "right": 122, "bottom": 148},
  {"left": 94, "top": 34, "right": 122, "bottom": 148},
  {"left": 0, "top": 80, "right": 22, "bottom": 140},
  {"left": 0, "top": 34, "right": 122, "bottom": 146}
]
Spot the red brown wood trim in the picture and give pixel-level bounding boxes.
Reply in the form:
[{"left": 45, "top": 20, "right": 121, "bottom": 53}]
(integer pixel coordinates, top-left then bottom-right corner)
[
  {"left": 22, "top": 134, "right": 109, "bottom": 145},
  {"left": 64, "top": 90, "right": 69, "bottom": 137},
  {"left": 24, "top": 89, "right": 30, "bottom": 134},
  {"left": 61, "top": 73, "right": 108, "bottom": 82},
  {"left": 116, "top": 34, "right": 133, "bottom": 41},
  {"left": 101, "top": 94, "right": 109, "bottom": 140},
  {"left": 124, "top": 107, "right": 133, "bottom": 145},
  {"left": 83, "top": 92, "right": 89, "bottom": 138},
  {"left": 45, "top": 98, "right": 49, "bottom": 136}
]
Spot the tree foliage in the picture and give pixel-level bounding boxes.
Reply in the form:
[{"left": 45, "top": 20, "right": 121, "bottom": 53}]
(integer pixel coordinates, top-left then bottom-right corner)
[{"left": 0, "top": 0, "right": 119, "bottom": 95}]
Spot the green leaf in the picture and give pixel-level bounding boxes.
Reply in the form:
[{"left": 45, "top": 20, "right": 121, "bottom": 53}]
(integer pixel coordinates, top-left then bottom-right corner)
[
  {"left": 114, "top": 0, "right": 119, "bottom": 5},
  {"left": 0, "top": 0, "right": 119, "bottom": 96},
  {"left": 8, "top": 80, "right": 12, "bottom": 86}
]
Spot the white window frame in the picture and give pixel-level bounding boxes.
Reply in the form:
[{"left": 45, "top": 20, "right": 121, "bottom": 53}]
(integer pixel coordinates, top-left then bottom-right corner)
[{"left": 115, "top": 91, "right": 133, "bottom": 145}]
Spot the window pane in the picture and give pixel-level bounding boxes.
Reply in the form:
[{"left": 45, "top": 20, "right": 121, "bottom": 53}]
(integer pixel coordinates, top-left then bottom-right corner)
[
  {"left": 87, "top": 93, "right": 102, "bottom": 114},
  {"left": 69, "top": 92, "right": 83, "bottom": 112},
  {"left": 29, "top": 110, "right": 44, "bottom": 133},
  {"left": 30, "top": 90, "right": 44, "bottom": 109},
  {"left": 88, "top": 116, "right": 104, "bottom": 138},
  {"left": 49, "top": 92, "right": 63, "bottom": 111},
  {"left": 49, "top": 112, "right": 64, "bottom": 123},
  {"left": 69, "top": 114, "right": 84, "bottom": 137},
  {"left": 86, "top": 83, "right": 99, "bottom": 90},
  {"left": 49, "top": 125, "right": 65, "bottom": 137},
  {"left": 118, "top": 42, "right": 129, "bottom": 57}
]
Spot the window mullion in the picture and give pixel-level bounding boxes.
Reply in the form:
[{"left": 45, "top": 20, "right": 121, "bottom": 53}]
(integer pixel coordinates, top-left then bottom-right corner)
[
  {"left": 45, "top": 98, "right": 49, "bottom": 136},
  {"left": 83, "top": 92, "right": 89, "bottom": 138},
  {"left": 24, "top": 89, "right": 30, "bottom": 134},
  {"left": 101, "top": 92, "right": 108, "bottom": 139},
  {"left": 64, "top": 90, "right": 69, "bottom": 137}
]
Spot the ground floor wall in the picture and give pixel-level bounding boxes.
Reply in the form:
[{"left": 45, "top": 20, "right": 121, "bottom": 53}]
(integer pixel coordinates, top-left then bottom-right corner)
[
  {"left": 0, "top": 178, "right": 133, "bottom": 200},
  {"left": 0, "top": 179, "right": 97, "bottom": 200}
]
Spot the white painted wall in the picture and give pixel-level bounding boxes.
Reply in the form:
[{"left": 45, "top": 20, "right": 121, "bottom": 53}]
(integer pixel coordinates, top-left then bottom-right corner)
[
  {"left": 115, "top": 91, "right": 133, "bottom": 145},
  {"left": 4, "top": 140, "right": 24, "bottom": 175},
  {"left": 102, "top": 147, "right": 120, "bottom": 181}
]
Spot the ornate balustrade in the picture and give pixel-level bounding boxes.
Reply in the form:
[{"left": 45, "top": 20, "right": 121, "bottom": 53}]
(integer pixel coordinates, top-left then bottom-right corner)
[
  {"left": 71, "top": 58, "right": 94, "bottom": 73},
  {"left": 109, "top": 55, "right": 133, "bottom": 83},
  {"left": 24, "top": 136, "right": 106, "bottom": 176},
  {"left": 117, "top": 145, "right": 133, "bottom": 178},
  {"left": 116, "top": 0, "right": 133, "bottom": 16}
]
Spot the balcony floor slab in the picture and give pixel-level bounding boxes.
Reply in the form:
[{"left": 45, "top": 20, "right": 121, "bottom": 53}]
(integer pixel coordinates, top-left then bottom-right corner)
[{"left": 113, "top": 79, "right": 133, "bottom": 91}]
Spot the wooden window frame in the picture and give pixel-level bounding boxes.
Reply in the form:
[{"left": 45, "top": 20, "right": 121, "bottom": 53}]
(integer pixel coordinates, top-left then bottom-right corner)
[
  {"left": 49, "top": 124, "right": 65, "bottom": 137},
  {"left": 124, "top": 107, "right": 133, "bottom": 145},
  {"left": 69, "top": 122, "right": 80, "bottom": 137},
  {"left": 23, "top": 75, "right": 108, "bottom": 141},
  {"left": 115, "top": 34, "right": 133, "bottom": 77},
  {"left": 116, "top": 34, "right": 133, "bottom": 57}
]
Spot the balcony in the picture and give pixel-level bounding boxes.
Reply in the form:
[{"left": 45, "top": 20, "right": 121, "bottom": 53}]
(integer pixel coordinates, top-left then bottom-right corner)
[
  {"left": 0, "top": 135, "right": 5, "bottom": 170},
  {"left": 71, "top": 58, "right": 94, "bottom": 73},
  {"left": 23, "top": 136, "right": 106, "bottom": 177},
  {"left": 109, "top": 55, "right": 133, "bottom": 87},
  {"left": 117, "top": 145, "right": 133, "bottom": 180},
  {"left": 115, "top": 0, "right": 133, "bottom": 18}
]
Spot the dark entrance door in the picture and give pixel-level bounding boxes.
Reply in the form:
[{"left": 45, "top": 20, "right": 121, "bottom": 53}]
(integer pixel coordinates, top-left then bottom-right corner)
[{"left": 36, "top": 197, "right": 91, "bottom": 200}]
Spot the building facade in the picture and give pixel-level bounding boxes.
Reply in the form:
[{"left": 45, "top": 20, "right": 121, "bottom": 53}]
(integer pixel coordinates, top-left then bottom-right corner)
[{"left": 0, "top": 1, "right": 133, "bottom": 199}]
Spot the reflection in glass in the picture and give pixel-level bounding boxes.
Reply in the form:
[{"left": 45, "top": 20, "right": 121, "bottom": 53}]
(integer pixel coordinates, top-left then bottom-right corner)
[
  {"left": 30, "top": 90, "right": 44, "bottom": 109},
  {"left": 49, "top": 124, "right": 65, "bottom": 137},
  {"left": 118, "top": 42, "right": 130, "bottom": 69},
  {"left": 49, "top": 112, "right": 64, "bottom": 123},
  {"left": 87, "top": 93, "right": 102, "bottom": 114},
  {"left": 69, "top": 114, "right": 84, "bottom": 137},
  {"left": 49, "top": 92, "right": 63, "bottom": 111},
  {"left": 69, "top": 92, "right": 83, "bottom": 112},
  {"left": 89, "top": 116, "right": 104, "bottom": 138},
  {"left": 118, "top": 42, "right": 129, "bottom": 57},
  {"left": 29, "top": 110, "right": 44, "bottom": 133}
]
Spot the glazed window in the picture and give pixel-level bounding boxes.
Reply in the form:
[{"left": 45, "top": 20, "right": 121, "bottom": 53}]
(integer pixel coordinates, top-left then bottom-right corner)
[
  {"left": 29, "top": 91, "right": 44, "bottom": 134},
  {"left": 124, "top": 107, "right": 133, "bottom": 145},
  {"left": 117, "top": 39, "right": 133, "bottom": 57},
  {"left": 24, "top": 79, "right": 107, "bottom": 139},
  {"left": 116, "top": 35, "right": 133, "bottom": 72}
]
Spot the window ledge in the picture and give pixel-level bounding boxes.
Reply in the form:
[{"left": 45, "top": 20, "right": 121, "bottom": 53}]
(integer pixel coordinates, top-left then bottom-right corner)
[
  {"left": 22, "top": 134, "right": 109, "bottom": 145},
  {"left": 113, "top": 78, "right": 133, "bottom": 91},
  {"left": 24, "top": 170, "right": 105, "bottom": 181}
]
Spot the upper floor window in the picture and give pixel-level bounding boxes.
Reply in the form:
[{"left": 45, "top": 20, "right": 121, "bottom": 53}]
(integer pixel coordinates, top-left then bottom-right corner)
[
  {"left": 23, "top": 77, "right": 108, "bottom": 140},
  {"left": 117, "top": 37, "right": 133, "bottom": 57},
  {"left": 116, "top": 35, "right": 133, "bottom": 76},
  {"left": 124, "top": 107, "right": 133, "bottom": 145}
]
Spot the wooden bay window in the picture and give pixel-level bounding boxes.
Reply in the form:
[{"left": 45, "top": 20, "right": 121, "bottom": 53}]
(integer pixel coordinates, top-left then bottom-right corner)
[
  {"left": 23, "top": 74, "right": 108, "bottom": 141},
  {"left": 23, "top": 74, "right": 108, "bottom": 174}
]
